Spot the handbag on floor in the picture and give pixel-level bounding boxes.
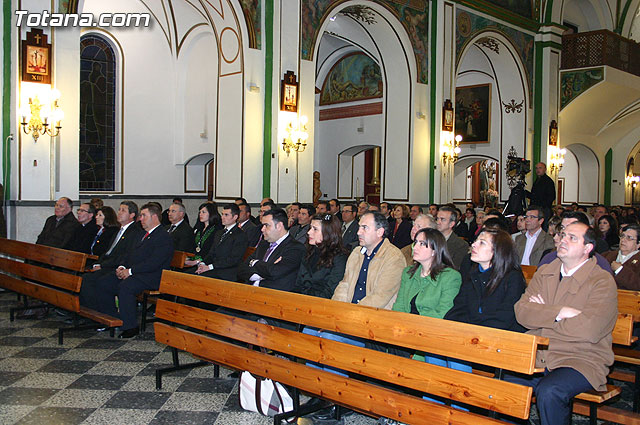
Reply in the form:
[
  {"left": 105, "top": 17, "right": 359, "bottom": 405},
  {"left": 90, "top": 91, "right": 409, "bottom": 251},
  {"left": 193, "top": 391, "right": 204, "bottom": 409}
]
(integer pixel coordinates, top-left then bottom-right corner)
[{"left": 239, "top": 371, "right": 294, "bottom": 417}]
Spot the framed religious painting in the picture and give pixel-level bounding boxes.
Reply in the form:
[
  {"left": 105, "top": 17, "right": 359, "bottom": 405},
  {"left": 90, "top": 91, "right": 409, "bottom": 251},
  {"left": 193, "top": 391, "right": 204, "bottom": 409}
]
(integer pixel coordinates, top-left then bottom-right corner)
[
  {"left": 281, "top": 71, "right": 298, "bottom": 112},
  {"left": 22, "top": 29, "right": 52, "bottom": 84},
  {"left": 454, "top": 83, "right": 491, "bottom": 143}
]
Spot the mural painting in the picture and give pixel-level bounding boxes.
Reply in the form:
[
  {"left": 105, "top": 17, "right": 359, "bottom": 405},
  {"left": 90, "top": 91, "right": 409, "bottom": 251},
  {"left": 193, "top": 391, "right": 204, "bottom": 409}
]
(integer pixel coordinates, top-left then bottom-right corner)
[
  {"left": 320, "top": 53, "right": 383, "bottom": 105},
  {"left": 455, "top": 83, "right": 491, "bottom": 143},
  {"left": 484, "top": 0, "right": 535, "bottom": 19},
  {"left": 301, "top": 0, "right": 429, "bottom": 84},
  {"left": 560, "top": 67, "right": 604, "bottom": 109},
  {"left": 456, "top": 9, "right": 534, "bottom": 104},
  {"left": 239, "top": 0, "right": 261, "bottom": 49}
]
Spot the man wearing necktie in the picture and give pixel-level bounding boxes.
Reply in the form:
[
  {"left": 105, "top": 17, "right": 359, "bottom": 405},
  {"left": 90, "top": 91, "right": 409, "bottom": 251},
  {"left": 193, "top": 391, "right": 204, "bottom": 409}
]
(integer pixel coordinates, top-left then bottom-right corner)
[
  {"left": 237, "top": 208, "right": 305, "bottom": 291},
  {"left": 195, "top": 203, "right": 248, "bottom": 282},
  {"left": 91, "top": 203, "right": 174, "bottom": 338},
  {"left": 165, "top": 202, "right": 195, "bottom": 252}
]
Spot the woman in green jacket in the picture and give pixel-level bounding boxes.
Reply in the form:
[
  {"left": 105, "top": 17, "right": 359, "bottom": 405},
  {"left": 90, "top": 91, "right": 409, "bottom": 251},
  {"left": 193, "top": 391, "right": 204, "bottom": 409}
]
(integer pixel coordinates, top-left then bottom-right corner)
[{"left": 392, "top": 228, "right": 461, "bottom": 318}]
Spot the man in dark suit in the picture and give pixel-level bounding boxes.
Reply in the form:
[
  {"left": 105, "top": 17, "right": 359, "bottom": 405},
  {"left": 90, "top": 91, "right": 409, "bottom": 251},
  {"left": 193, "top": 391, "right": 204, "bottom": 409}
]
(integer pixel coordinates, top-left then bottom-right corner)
[
  {"left": 329, "top": 198, "right": 342, "bottom": 222},
  {"left": 166, "top": 202, "right": 194, "bottom": 252},
  {"left": 237, "top": 202, "right": 261, "bottom": 247},
  {"left": 289, "top": 204, "right": 314, "bottom": 244},
  {"left": 436, "top": 206, "right": 469, "bottom": 270},
  {"left": 80, "top": 201, "right": 144, "bottom": 308},
  {"left": 341, "top": 203, "right": 359, "bottom": 250},
  {"left": 93, "top": 203, "right": 174, "bottom": 338},
  {"left": 36, "top": 197, "right": 81, "bottom": 249},
  {"left": 526, "top": 162, "right": 555, "bottom": 219},
  {"left": 195, "top": 203, "right": 248, "bottom": 282},
  {"left": 68, "top": 202, "right": 100, "bottom": 254},
  {"left": 161, "top": 198, "right": 190, "bottom": 226},
  {"left": 237, "top": 208, "right": 305, "bottom": 291}
]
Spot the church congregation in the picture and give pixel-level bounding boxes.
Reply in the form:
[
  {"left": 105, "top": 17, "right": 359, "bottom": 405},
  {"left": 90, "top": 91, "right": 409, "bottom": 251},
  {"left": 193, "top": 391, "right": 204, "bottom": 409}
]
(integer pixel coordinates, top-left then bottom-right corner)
[{"left": 18, "top": 159, "right": 640, "bottom": 425}]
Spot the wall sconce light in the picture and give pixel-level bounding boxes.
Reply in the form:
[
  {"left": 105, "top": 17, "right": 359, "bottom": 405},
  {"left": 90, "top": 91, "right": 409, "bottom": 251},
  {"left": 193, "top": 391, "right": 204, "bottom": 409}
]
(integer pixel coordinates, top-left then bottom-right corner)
[
  {"left": 628, "top": 174, "right": 640, "bottom": 188},
  {"left": 442, "top": 133, "right": 462, "bottom": 164},
  {"left": 282, "top": 114, "right": 309, "bottom": 156},
  {"left": 549, "top": 145, "right": 566, "bottom": 173},
  {"left": 20, "top": 88, "right": 64, "bottom": 141}
]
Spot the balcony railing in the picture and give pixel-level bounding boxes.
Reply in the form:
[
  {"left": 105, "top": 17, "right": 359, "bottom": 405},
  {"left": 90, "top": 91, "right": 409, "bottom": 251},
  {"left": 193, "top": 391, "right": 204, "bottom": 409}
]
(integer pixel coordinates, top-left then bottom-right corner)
[{"left": 562, "top": 30, "right": 640, "bottom": 77}]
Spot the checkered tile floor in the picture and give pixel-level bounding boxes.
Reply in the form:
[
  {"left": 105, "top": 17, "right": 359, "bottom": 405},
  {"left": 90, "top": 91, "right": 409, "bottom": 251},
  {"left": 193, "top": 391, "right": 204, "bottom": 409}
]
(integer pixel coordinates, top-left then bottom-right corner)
[{"left": 0, "top": 291, "right": 632, "bottom": 424}]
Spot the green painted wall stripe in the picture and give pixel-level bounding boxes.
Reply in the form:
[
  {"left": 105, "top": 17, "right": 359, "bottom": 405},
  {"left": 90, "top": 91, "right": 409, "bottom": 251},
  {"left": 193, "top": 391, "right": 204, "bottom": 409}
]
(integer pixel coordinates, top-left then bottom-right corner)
[
  {"left": 262, "top": 1, "right": 273, "bottom": 198},
  {"left": 532, "top": 41, "right": 544, "bottom": 168},
  {"left": 428, "top": 0, "right": 438, "bottom": 202},
  {"left": 544, "top": 0, "right": 554, "bottom": 24},
  {"left": 605, "top": 148, "right": 612, "bottom": 205},
  {"left": 3, "top": 1, "right": 11, "bottom": 200},
  {"left": 616, "top": 0, "right": 634, "bottom": 34}
]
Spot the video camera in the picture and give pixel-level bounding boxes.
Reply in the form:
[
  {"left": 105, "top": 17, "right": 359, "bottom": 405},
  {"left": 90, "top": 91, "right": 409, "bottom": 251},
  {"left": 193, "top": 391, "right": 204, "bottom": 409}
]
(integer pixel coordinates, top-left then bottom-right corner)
[{"left": 506, "top": 156, "right": 530, "bottom": 183}]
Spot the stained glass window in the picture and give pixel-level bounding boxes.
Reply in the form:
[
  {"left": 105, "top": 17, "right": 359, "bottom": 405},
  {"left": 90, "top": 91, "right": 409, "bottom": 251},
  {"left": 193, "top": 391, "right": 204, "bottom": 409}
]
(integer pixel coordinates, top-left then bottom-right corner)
[{"left": 79, "top": 35, "right": 116, "bottom": 191}]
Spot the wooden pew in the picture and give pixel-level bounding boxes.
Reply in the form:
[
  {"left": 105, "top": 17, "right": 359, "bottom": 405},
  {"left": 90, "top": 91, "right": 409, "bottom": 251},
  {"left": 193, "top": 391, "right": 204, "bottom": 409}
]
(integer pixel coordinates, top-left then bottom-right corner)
[
  {"left": 610, "top": 290, "right": 640, "bottom": 413},
  {"left": 154, "top": 270, "right": 548, "bottom": 424},
  {"left": 520, "top": 265, "right": 537, "bottom": 285},
  {"left": 138, "top": 250, "right": 192, "bottom": 332},
  {"left": 0, "top": 237, "right": 123, "bottom": 343}
]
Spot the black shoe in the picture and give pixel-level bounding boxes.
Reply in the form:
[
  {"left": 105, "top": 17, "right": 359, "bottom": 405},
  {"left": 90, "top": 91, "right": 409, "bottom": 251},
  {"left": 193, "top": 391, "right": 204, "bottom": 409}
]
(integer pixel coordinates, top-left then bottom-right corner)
[
  {"left": 227, "top": 371, "right": 240, "bottom": 378},
  {"left": 118, "top": 327, "right": 139, "bottom": 338},
  {"left": 55, "top": 308, "right": 72, "bottom": 317},
  {"left": 299, "top": 397, "right": 331, "bottom": 415}
]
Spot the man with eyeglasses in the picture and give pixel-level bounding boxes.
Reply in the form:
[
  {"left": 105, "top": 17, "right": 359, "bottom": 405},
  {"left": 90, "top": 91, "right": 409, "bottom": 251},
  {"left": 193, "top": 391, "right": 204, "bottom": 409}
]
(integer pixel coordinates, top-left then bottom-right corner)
[
  {"left": 602, "top": 224, "right": 640, "bottom": 290},
  {"left": 539, "top": 212, "right": 612, "bottom": 273},
  {"left": 67, "top": 202, "right": 100, "bottom": 254},
  {"left": 513, "top": 222, "right": 617, "bottom": 425},
  {"left": 515, "top": 205, "right": 554, "bottom": 266},
  {"left": 341, "top": 203, "right": 359, "bottom": 250}
]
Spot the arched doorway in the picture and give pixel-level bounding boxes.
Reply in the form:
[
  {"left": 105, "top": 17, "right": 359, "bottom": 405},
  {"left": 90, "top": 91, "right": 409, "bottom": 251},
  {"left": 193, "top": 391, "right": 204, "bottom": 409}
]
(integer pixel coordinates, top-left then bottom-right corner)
[
  {"left": 455, "top": 31, "right": 529, "bottom": 204},
  {"left": 337, "top": 145, "right": 381, "bottom": 203},
  {"left": 557, "top": 143, "right": 599, "bottom": 204},
  {"left": 308, "top": 2, "right": 416, "bottom": 202},
  {"left": 453, "top": 156, "right": 500, "bottom": 207}
]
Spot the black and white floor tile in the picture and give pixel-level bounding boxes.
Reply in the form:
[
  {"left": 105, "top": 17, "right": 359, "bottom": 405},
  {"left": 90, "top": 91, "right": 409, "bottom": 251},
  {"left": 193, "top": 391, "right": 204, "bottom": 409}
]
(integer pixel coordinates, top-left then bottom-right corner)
[{"left": 0, "top": 291, "right": 630, "bottom": 424}]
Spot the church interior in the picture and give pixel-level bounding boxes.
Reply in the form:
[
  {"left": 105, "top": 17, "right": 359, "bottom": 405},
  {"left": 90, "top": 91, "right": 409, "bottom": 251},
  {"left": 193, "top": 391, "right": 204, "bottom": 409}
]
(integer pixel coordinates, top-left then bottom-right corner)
[{"left": 2, "top": 0, "right": 640, "bottom": 424}]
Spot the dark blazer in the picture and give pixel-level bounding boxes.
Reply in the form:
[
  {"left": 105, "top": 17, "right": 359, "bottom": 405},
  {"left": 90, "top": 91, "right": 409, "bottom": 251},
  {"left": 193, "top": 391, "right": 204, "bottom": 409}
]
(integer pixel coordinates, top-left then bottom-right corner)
[
  {"left": 341, "top": 220, "right": 359, "bottom": 250},
  {"left": 445, "top": 263, "right": 526, "bottom": 332},
  {"left": 91, "top": 226, "right": 118, "bottom": 257},
  {"left": 237, "top": 234, "right": 305, "bottom": 291},
  {"left": 166, "top": 220, "right": 195, "bottom": 253},
  {"left": 192, "top": 224, "right": 220, "bottom": 260},
  {"left": 454, "top": 220, "right": 477, "bottom": 241},
  {"left": 122, "top": 225, "right": 175, "bottom": 287},
  {"left": 390, "top": 219, "right": 412, "bottom": 249},
  {"left": 446, "top": 232, "right": 469, "bottom": 270},
  {"left": 68, "top": 219, "right": 100, "bottom": 254},
  {"left": 293, "top": 249, "right": 348, "bottom": 299},
  {"left": 36, "top": 212, "right": 80, "bottom": 249},
  {"left": 98, "top": 223, "right": 146, "bottom": 270},
  {"left": 515, "top": 230, "right": 555, "bottom": 266},
  {"left": 289, "top": 223, "right": 310, "bottom": 245},
  {"left": 527, "top": 173, "right": 555, "bottom": 210},
  {"left": 200, "top": 225, "right": 249, "bottom": 282},
  {"left": 239, "top": 219, "right": 261, "bottom": 247},
  {"left": 603, "top": 250, "right": 640, "bottom": 290}
]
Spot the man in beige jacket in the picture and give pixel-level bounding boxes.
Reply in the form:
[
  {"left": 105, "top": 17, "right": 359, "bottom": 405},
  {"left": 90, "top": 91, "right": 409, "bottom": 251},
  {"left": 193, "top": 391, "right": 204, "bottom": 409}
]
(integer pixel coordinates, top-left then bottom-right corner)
[
  {"left": 513, "top": 222, "right": 618, "bottom": 425},
  {"left": 332, "top": 211, "right": 406, "bottom": 309}
]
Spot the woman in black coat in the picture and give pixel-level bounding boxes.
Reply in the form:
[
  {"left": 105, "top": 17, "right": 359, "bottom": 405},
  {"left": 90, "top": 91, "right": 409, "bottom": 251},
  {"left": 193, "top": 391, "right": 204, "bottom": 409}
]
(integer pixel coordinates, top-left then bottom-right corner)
[
  {"left": 445, "top": 228, "right": 526, "bottom": 332},
  {"left": 185, "top": 202, "right": 223, "bottom": 267},
  {"left": 91, "top": 206, "right": 119, "bottom": 257},
  {"left": 293, "top": 214, "right": 349, "bottom": 299},
  {"left": 389, "top": 204, "right": 413, "bottom": 249}
]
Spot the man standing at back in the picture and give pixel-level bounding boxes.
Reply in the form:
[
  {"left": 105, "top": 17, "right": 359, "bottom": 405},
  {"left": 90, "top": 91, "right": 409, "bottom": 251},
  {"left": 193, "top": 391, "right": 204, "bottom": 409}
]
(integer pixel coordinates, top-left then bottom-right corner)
[
  {"left": 527, "top": 162, "right": 555, "bottom": 218},
  {"left": 93, "top": 203, "right": 174, "bottom": 338},
  {"left": 332, "top": 211, "right": 406, "bottom": 309},
  {"left": 36, "top": 197, "right": 80, "bottom": 249},
  {"left": 514, "top": 222, "right": 617, "bottom": 425}
]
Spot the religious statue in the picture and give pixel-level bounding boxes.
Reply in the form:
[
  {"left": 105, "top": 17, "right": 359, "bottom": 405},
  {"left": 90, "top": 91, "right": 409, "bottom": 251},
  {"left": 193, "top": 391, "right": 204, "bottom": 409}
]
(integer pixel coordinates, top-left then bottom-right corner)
[{"left": 313, "top": 171, "right": 322, "bottom": 205}]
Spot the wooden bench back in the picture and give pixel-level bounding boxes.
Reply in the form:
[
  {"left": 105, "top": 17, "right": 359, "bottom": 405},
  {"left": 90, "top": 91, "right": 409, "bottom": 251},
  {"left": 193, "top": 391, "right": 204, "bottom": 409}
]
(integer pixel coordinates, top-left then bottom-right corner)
[
  {"left": 0, "top": 238, "right": 88, "bottom": 312},
  {"left": 170, "top": 251, "right": 192, "bottom": 269},
  {"left": 521, "top": 265, "right": 537, "bottom": 285},
  {"left": 618, "top": 289, "right": 640, "bottom": 318},
  {"left": 613, "top": 313, "right": 635, "bottom": 346},
  {"left": 155, "top": 271, "right": 548, "bottom": 421},
  {"left": 242, "top": 246, "right": 256, "bottom": 260}
]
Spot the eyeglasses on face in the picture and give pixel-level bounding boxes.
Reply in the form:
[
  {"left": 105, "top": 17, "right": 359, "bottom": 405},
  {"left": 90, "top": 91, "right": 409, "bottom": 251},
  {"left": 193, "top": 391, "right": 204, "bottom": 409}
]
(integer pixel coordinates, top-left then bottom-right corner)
[
  {"left": 77, "top": 208, "right": 89, "bottom": 213},
  {"left": 524, "top": 215, "right": 540, "bottom": 220},
  {"left": 621, "top": 234, "right": 638, "bottom": 242}
]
